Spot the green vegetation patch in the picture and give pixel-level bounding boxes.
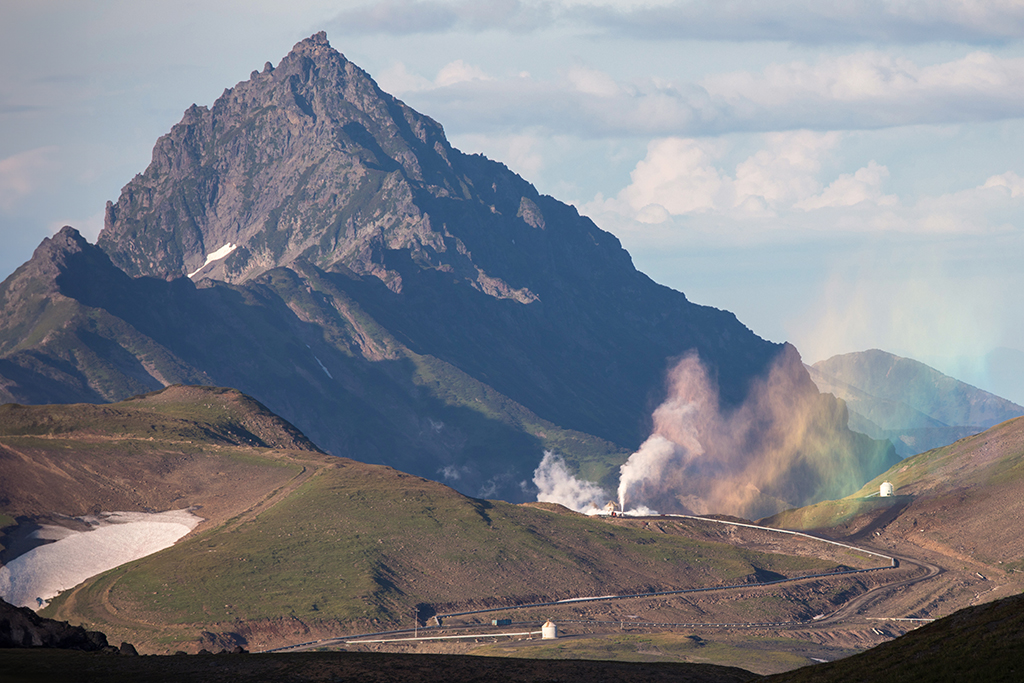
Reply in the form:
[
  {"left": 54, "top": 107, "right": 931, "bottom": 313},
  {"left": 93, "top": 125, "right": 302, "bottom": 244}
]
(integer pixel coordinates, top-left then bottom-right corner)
[
  {"left": 765, "top": 497, "right": 904, "bottom": 531},
  {"left": 64, "top": 460, "right": 847, "bottom": 640}
]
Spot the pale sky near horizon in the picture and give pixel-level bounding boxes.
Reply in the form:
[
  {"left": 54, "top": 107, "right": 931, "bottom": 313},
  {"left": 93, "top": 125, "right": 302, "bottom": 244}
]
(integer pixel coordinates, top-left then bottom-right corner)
[{"left": 2, "top": 0, "right": 1023, "bottom": 403}]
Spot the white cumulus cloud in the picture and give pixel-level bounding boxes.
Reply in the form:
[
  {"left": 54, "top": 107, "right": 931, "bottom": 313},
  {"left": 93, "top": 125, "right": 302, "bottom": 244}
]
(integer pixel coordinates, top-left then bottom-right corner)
[
  {"left": 796, "top": 161, "right": 897, "bottom": 210},
  {"left": 983, "top": 170, "right": 1024, "bottom": 197},
  {"left": 331, "top": 0, "right": 1024, "bottom": 44},
  {"left": 435, "top": 59, "right": 492, "bottom": 87},
  {"left": 586, "top": 130, "right": 1024, "bottom": 240},
  {"left": 620, "top": 137, "right": 727, "bottom": 215},
  {"left": 393, "top": 52, "right": 1024, "bottom": 140},
  {"left": 617, "top": 131, "right": 886, "bottom": 219}
]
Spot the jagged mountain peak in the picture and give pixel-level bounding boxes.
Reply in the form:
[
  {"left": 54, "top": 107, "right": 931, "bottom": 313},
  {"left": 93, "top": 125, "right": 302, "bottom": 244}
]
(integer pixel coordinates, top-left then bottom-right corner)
[
  {"left": 0, "top": 226, "right": 101, "bottom": 321},
  {"left": 0, "top": 228, "right": 87, "bottom": 356},
  {"left": 96, "top": 31, "right": 590, "bottom": 305},
  {"left": 291, "top": 29, "right": 331, "bottom": 54},
  {"left": 23, "top": 226, "right": 89, "bottom": 277},
  {"left": 1, "top": 32, "right": 898, "bottom": 506}
]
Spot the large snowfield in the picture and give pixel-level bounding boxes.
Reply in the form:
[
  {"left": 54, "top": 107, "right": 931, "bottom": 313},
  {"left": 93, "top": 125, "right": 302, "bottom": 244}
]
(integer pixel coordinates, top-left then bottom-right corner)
[{"left": 0, "top": 509, "right": 202, "bottom": 609}]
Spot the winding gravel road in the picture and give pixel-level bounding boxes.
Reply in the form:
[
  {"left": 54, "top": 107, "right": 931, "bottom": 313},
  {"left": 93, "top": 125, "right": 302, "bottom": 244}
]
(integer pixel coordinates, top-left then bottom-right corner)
[{"left": 266, "top": 515, "right": 944, "bottom": 653}]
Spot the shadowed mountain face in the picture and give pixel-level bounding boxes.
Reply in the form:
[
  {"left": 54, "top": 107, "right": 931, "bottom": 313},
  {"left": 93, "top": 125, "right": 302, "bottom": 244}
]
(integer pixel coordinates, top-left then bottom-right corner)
[
  {"left": 808, "top": 350, "right": 1024, "bottom": 458},
  {"left": 0, "top": 33, "right": 895, "bottom": 508}
]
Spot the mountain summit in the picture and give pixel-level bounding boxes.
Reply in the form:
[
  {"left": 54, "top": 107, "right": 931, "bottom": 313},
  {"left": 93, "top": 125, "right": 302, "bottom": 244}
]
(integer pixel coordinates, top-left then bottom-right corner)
[
  {"left": 1, "top": 34, "right": 896, "bottom": 509},
  {"left": 100, "top": 31, "right": 577, "bottom": 305},
  {"left": 102, "top": 33, "right": 449, "bottom": 284}
]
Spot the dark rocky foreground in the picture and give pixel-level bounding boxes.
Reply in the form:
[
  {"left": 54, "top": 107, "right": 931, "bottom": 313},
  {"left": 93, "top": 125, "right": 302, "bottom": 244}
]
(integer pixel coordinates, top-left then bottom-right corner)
[
  {"left": 5, "top": 591, "right": 1024, "bottom": 682},
  {"left": 0, "top": 649, "right": 757, "bottom": 683},
  {"left": 0, "top": 598, "right": 110, "bottom": 651},
  {"left": 765, "top": 592, "right": 1024, "bottom": 683}
]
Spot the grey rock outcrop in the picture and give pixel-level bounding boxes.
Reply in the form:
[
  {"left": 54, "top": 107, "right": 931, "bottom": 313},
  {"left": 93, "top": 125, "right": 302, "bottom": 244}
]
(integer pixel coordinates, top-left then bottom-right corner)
[{"left": 0, "top": 597, "right": 110, "bottom": 650}]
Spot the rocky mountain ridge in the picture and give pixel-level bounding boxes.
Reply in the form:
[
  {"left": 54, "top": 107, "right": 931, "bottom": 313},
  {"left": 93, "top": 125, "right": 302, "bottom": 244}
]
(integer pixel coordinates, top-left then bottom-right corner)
[
  {"left": 808, "top": 349, "right": 1024, "bottom": 457},
  {"left": 99, "top": 31, "right": 591, "bottom": 305},
  {"left": 0, "top": 33, "right": 896, "bottom": 509}
]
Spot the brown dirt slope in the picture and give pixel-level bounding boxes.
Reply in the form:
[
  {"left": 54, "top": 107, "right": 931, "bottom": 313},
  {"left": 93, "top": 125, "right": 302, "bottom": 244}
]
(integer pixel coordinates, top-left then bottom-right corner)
[
  {"left": 765, "top": 591, "right": 1024, "bottom": 683},
  {"left": 764, "top": 416, "right": 1024, "bottom": 567},
  {"left": 0, "top": 384, "right": 320, "bottom": 453},
  {"left": 1, "top": 388, "right": 864, "bottom": 655},
  {"left": 762, "top": 416, "right": 1024, "bottom": 619},
  {"left": 0, "top": 385, "right": 322, "bottom": 527}
]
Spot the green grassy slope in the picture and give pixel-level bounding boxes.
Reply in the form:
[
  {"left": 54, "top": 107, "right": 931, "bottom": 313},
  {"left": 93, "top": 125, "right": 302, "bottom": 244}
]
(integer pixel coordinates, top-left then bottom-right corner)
[
  {"left": 762, "top": 417, "right": 1024, "bottom": 569},
  {"left": 2, "top": 387, "right": 848, "bottom": 653},
  {"left": 45, "top": 457, "right": 841, "bottom": 651}
]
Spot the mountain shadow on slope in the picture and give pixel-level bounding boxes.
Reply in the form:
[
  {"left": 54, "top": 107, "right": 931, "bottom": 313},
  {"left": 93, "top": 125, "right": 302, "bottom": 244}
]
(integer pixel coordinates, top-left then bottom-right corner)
[{"left": 0, "top": 33, "right": 897, "bottom": 510}]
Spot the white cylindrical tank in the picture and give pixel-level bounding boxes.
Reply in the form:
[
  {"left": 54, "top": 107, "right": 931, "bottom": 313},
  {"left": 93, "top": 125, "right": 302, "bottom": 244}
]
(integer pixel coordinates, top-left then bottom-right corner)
[
  {"left": 541, "top": 620, "right": 558, "bottom": 639},
  {"left": 880, "top": 481, "right": 894, "bottom": 497}
]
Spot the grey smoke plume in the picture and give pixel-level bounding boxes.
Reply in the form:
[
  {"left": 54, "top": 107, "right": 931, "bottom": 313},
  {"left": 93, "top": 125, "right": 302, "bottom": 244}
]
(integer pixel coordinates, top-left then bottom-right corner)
[
  {"left": 533, "top": 451, "right": 610, "bottom": 513},
  {"left": 618, "top": 348, "right": 892, "bottom": 520}
]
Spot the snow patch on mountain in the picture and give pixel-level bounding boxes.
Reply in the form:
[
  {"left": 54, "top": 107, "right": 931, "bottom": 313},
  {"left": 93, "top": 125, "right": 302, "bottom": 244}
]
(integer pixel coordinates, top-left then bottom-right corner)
[
  {"left": 188, "top": 243, "right": 237, "bottom": 278},
  {"left": 0, "top": 509, "right": 202, "bottom": 609}
]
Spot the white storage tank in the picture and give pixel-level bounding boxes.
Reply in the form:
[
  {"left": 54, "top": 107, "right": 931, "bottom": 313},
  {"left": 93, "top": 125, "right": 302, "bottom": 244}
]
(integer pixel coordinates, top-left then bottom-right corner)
[
  {"left": 880, "top": 481, "right": 895, "bottom": 497},
  {"left": 542, "top": 620, "right": 558, "bottom": 640}
]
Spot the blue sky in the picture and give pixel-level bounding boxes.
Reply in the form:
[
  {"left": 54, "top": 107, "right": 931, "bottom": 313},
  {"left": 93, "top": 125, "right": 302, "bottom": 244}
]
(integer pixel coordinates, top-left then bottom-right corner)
[{"left": 2, "top": 0, "right": 1023, "bottom": 402}]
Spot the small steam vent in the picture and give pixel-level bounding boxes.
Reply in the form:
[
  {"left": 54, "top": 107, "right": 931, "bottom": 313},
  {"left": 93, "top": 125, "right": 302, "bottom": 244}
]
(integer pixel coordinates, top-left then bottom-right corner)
[
  {"left": 542, "top": 620, "right": 558, "bottom": 640},
  {"left": 880, "top": 481, "right": 895, "bottom": 497}
]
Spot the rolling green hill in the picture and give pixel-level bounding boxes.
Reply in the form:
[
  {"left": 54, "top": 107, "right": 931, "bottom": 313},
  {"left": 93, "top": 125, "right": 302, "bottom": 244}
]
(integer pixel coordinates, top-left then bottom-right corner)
[
  {"left": 2, "top": 387, "right": 850, "bottom": 653},
  {"left": 762, "top": 416, "right": 1024, "bottom": 624}
]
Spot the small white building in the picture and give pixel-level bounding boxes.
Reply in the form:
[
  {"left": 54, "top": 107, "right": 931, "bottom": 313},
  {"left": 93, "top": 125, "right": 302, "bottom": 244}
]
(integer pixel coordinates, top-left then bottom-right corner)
[
  {"left": 880, "top": 481, "right": 895, "bottom": 497},
  {"left": 541, "top": 620, "right": 558, "bottom": 640}
]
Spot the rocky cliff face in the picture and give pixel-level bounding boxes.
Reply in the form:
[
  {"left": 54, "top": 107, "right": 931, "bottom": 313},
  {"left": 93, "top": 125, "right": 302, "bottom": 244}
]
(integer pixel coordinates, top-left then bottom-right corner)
[
  {"left": 92, "top": 33, "right": 785, "bottom": 443},
  {"left": 100, "top": 31, "right": 584, "bottom": 306},
  {"left": 0, "top": 598, "right": 110, "bottom": 650},
  {"left": 102, "top": 33, "right": 453, "bottom": 286},
  {"left": 0, "top": 34, "right": 897, "bottom": 509}
]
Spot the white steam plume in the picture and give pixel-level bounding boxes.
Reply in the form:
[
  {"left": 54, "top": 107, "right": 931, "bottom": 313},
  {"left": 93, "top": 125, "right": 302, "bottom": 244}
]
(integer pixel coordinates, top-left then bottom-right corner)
[
  {"left": 617, "top": 354, "right": 719, "bottom": 516},
  {"left": 533, "top": 451, "right": 610, "bottom": 514}
]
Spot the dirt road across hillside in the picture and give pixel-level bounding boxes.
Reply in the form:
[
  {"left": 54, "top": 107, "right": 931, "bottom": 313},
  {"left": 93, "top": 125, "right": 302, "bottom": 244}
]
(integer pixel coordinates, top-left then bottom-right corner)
[{"left": 272, "top": 515, "right": 942, "bottom": 658}]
